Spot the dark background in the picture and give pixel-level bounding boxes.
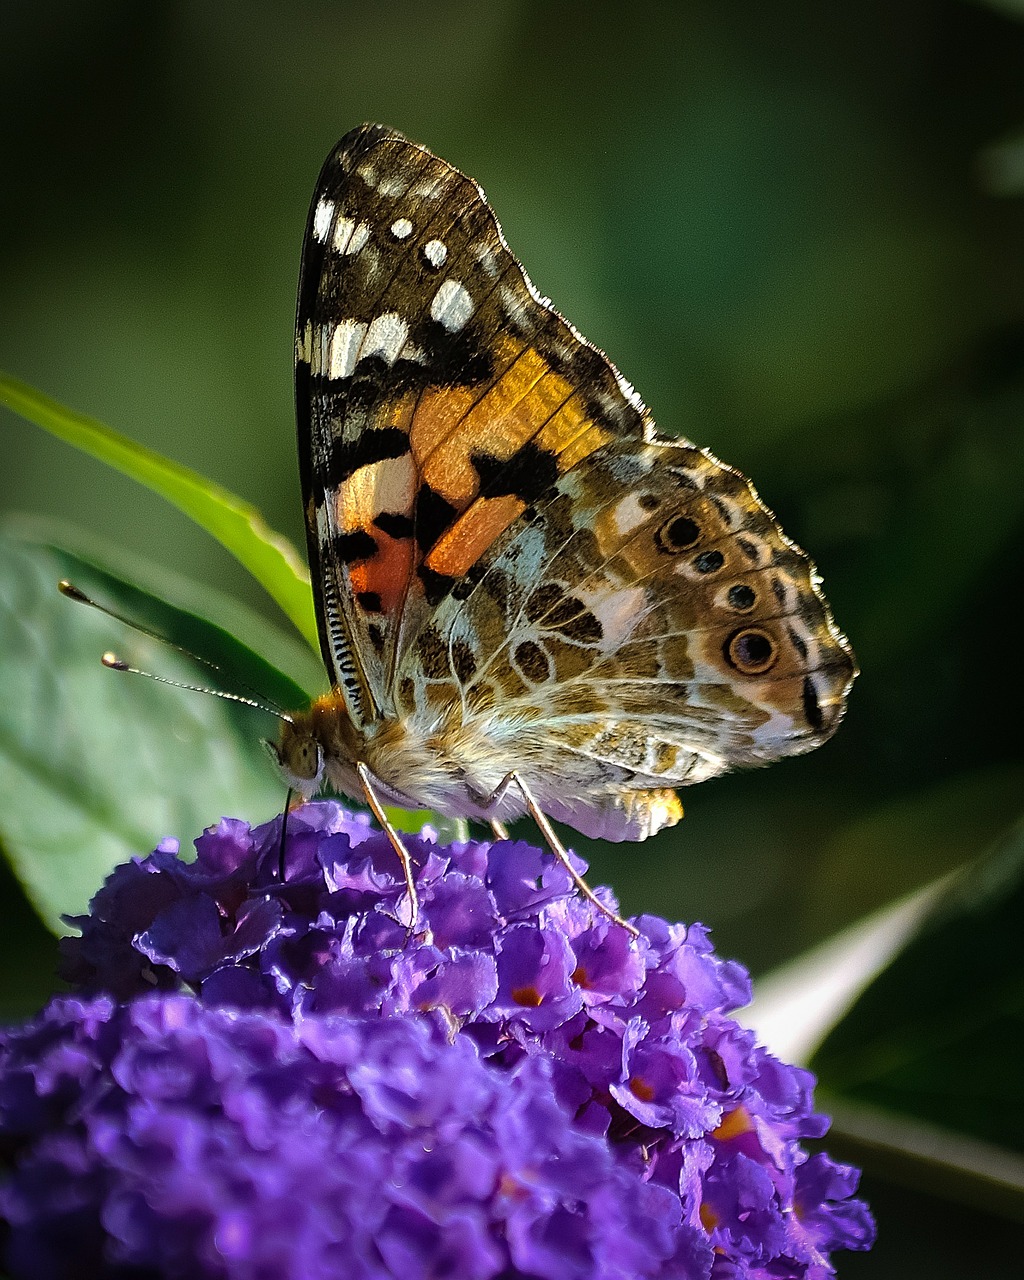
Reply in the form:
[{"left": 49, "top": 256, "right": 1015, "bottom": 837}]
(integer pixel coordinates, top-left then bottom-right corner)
[{"left": 3, "top": 3, "right": 1023, "bottom": 1274}]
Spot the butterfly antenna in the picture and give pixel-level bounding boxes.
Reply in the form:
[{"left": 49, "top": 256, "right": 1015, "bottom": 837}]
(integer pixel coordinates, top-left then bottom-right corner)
[
  {"left": 59, "top": 579, "right": 291, "bottom": 720},
  {"left": 100, "top": 652, "right": 293, "bottom": 721}
]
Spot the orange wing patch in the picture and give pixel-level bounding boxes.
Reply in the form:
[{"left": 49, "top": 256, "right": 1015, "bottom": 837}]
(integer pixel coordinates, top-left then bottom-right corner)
[
  {"left": 425, "top": 494, "right": 526, "bottom": 578},
  {"left": 410, "top": 343, "right": 602, "bottom": 506},
  {"left": 408, "top": 344, "right": 617, "bottom": 583},
  {"left": 346, "top": 521, "right": 415, "bottom": 618}
]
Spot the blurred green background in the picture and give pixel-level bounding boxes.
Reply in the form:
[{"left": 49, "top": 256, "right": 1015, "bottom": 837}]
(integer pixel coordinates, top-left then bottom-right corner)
[{"left": 2, "top": 2, "right": 1023, "bottom": 1273}]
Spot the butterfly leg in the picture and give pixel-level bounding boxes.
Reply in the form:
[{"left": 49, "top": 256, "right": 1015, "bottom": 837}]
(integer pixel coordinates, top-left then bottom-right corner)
[
  {"left": 492, "top": 772, "right": 638, "bottom": 937},
  {"left": 489, "top": 820, "right": 510, "bottom": 841},
  {"left": 355, "top": 761, "right": 422, "bottom": 933}
]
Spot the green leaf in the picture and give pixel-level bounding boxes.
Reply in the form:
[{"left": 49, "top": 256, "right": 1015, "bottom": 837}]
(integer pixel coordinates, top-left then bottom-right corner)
[
  {"left": 0, "top": 533, "right": 288, "bottom": 932},
  {"left": 739, "top": 872, "right": 954, "bottom": 1065},
  {"left": 0, "top": 373, "right": 319, "bottom": 653},
  {"left": 740, "top": 804, "right": 1024, "bottom": 1220},
  {"left": 817, "top": 1094, "right": 1024, "bottom": 1225},
  {"left": 5, "top": 513, "right": 326, "bottom": 702},
  {"left": 804, "top": 761, "right": 1024, "bottom": 935},
  {"left": 386, "top": 805, "right": 470, "bottom": 847},
  {"left": 741, "top": 812, "right": 1024, "bottom": 1221},
  {"left": 813, "top": 815, "right": 1024, "bottom": 1160}
]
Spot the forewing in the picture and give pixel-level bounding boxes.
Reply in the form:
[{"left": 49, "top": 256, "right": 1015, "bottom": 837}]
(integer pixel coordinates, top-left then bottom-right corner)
[{"left": 295, "top": 124, "right": 649, "bottom": 724}]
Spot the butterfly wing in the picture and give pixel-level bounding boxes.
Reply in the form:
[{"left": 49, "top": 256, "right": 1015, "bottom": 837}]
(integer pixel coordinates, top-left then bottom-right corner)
[
  {"left": 296, "top": 125, "right": 855, "bottom": 838},
  {"left": 295, "top": 124, "right": 647, "bottom": 726},
  {"left": 411, "top": 432, "right": 856, "bottom": 838}
]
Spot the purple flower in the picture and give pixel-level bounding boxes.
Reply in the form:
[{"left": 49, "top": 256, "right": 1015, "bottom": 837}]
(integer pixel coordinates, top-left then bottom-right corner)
[
  {"left": 2, "top": 996, "right": 701, "bottom": 1279},
  {"left": 1, "top": 803, "right": 874, "bottom": 1278}
]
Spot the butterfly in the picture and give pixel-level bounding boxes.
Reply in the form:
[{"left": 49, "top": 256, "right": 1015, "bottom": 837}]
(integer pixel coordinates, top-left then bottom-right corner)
[{"left": 274, "top": 124, "right": 856, "bottom": 898}]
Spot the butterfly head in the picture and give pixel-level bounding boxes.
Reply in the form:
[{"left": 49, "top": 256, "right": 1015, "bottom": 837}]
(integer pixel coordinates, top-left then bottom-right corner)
[{"left": 268, "top": 694, "right": 364, "bottom": 799}]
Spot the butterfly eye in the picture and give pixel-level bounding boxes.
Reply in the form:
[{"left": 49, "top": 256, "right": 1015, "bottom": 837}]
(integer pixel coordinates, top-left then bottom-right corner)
[
  {"left": 724, "top": 627, "right": 777, "bottom": 675},
  {"left": 275, "top": 734, "right": 325, "bottom": 793},
  {"left": 655, "top": 515, "right": 700, "bottom": 554}
]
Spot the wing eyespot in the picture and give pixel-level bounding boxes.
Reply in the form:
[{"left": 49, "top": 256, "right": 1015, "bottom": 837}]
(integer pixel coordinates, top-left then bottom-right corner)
[
  {"left": 655, "top": 515, "right": 700, "bottom": 554},
  {"left": 693, "top": 549, "right": 725, "bottom": 574},
  {"left": 726, "top": 584, "right": 757, "bottom": 612},
  {"left": 724, "top": 627, "right": 778, "bottom": 675}
]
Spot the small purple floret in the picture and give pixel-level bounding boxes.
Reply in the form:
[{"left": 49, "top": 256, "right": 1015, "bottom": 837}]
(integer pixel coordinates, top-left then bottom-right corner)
[{"left": 0, "top": 802, "right": 873, "bottom": 1278}]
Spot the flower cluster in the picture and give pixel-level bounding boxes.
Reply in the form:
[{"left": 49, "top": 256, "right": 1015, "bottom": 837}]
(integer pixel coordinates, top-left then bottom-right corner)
[
  {"left": 0, "top": 996, "right": 695, "bottom": 1279},
  {"left": 2, "top": 803, "right": 874, "bottom": 1278}
]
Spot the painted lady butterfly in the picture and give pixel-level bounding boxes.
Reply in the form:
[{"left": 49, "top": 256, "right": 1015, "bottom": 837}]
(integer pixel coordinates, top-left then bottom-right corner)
[{"left": 275, "top": 125, "right": 856, "bottom": 885}]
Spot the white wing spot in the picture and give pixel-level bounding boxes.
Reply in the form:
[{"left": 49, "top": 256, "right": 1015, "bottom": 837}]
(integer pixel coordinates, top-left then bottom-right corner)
[
  {"left": 328, "top": 320, "right": 367, "bottom": 379},
  {"left": 315, "top": 504, "right": 331, "bottom": 545},
  {"left": 313, "top": 325, "right": 333, "bottom": 375},
  {"left": 363, "top": 313, "right": 410, "bottom": 366},
  {"left": 422, "top": 239, "right": 448, "bottom": 269},
  {"left": 473, "top": 242, "right": 499, "bottom": 278},
  {"left": 399, "top": 342, "right": 427, "bottom": 365},
  {"left": 295, "top": 320, "right": 312, "bottom": 366},
  {"left": 750, "top": 706, "right": 797, "bottom": 749},
  {"left": 345, "top": 222, "right": 371, "bottom": 255},
  {"left": 499, "top": 285, "right": 532, "bottom": 332},
  {"left": 584, "top": 585, "right": 648, "bottom": 648},
  {"left": 341, "top": 454, "right": 417, "bottom": 530},
  {"left": 377, "top": 174, "right": 410, "bottom": 198},
  {"left": 332, "top": 216, "right": 355, "bottom": 252},
  {"left": 390, "top": 218, "right": 413, "bottom": 240},
  {"left": 431, "top": 279, "right": 474, "bottom": 332},
  {"left": 313, "top": 198, "right": 334, "bottom": 243},
  {"left": 611, "top": 492, "right": 652, "bottom": 539},
  {"left": 411, "top": 178, "right": 443, "bottom": 200}
]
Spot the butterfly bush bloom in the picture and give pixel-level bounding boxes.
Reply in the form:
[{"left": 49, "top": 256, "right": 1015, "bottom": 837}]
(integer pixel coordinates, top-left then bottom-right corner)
[{"left": 2, "top": 803, "right": 874, "bottom": 1278}]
